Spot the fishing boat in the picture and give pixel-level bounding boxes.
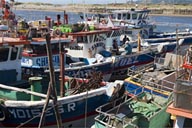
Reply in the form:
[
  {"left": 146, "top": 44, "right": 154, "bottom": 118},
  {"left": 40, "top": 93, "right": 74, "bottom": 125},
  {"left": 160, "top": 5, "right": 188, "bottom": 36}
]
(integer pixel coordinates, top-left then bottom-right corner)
[
  {"left": 85, "top": 8, "right": 155, "bottom": 41},
  {"left": 166, "top": 45, "right": 192, "bottom": 128},
  {"left": 21, "top": 25, "right": 116, "bottom": 81},
  {"left": 123, "top": 52, "right": 184, "bottom": 98},
  {"left": 92, "top": 87, "right": 173, "bottom": 128},
  {"left": 109, "top": 8, "right": 155, "bottom": 41},
  {"left": 0, "top": 33, "right": 125, "bottom": 127}
]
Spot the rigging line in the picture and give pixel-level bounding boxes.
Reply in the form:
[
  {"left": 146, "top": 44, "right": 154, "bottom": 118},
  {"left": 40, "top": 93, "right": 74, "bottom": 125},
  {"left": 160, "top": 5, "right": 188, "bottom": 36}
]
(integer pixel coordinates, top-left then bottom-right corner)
[
  {"left": 16, "top": 101, "right": 61, "bottom": 128},
  {"left": 84, "top": 88, "right": 88, "bottom": 128}
]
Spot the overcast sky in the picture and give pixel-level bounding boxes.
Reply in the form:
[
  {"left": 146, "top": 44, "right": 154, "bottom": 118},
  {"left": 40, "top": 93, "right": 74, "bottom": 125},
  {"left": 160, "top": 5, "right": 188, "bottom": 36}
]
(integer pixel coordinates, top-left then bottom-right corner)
[{"left": 16, "top": 0, "right": 129, "bottom": 4}]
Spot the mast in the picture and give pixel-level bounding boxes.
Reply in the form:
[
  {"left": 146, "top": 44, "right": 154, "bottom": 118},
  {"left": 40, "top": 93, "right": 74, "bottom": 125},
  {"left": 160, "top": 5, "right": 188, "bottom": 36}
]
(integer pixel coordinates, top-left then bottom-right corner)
[{"left": 59, "top": 35, "right": 66, "bottom": 97}]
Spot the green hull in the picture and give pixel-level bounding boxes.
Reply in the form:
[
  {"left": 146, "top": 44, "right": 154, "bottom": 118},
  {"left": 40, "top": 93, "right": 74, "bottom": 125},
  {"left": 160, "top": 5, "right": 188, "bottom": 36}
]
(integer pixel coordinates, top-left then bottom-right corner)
[
  {"left": 0, "top": 89, "right": 31, "bottom": 100},
  {"left": 94, "top": 92, "right": 172, "bottom": 128}
]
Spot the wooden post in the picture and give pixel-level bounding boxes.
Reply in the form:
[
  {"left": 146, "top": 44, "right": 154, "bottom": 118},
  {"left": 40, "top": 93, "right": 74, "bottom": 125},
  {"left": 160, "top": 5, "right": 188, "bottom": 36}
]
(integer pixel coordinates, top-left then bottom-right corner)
[
  {"left": 38, "top": 83, "right": 52, "bottom": 127},
  {"left": 138, "top": 32, "right": 141, "bottom": 52},
  {"left": 59, "top": 39, "right": 65, "bottom": 97},
  {"left": 45, "top": 33, "right": 62, "bottom": 127}
]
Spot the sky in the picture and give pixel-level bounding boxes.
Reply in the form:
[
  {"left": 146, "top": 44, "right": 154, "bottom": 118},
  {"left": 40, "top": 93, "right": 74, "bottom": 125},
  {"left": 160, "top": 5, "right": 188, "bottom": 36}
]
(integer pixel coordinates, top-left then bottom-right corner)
[{"left": 16, "top": 0, "right": 129, "bottom": 4}]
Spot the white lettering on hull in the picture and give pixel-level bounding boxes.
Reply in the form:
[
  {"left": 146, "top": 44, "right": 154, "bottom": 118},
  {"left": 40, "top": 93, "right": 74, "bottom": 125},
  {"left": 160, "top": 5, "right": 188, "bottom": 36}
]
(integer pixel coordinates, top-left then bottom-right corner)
[{"left": 8, "top": 103, "right": 76, "bottom": 119}]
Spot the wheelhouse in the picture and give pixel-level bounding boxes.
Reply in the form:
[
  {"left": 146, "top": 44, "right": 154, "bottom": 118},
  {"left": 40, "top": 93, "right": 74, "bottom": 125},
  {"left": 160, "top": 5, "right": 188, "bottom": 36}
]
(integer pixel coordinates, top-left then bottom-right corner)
[
  {"left": 0, "top": 37, "right": 29, "bottom": 83},
  {"left": 110, "top": 8, "right": 151, "bottom": 27}
]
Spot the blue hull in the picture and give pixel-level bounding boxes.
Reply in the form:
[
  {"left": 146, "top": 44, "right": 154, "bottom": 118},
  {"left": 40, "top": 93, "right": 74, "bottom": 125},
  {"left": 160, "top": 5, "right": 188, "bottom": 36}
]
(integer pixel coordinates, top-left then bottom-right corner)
[
  {"left": 124, "top": 80, "right": 169, "bottom": 98},
  {"left": 22, "top": 61, "right": 113, "bottom": 81},
  {"left": 65, "top": 62, "right": 112, "bottom": 78},
  {"left": 0, "top": 88, "right": 112, "bottom": 127},
  {"left": 113, "top": 52, "right": 155, "bottom": 71}
]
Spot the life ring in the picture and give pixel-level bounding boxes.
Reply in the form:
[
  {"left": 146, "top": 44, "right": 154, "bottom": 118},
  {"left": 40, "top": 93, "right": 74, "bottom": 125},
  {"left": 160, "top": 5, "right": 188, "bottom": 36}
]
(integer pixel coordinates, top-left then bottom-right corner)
[
  {"left": 0, "top": 104, "right": 10, "bottom": 121},
  {"left": 55, "top": 29, "right": 62, "bottom": 35},
  {"left": 52, "top": 29, "right": 62, "bottom": 37}
]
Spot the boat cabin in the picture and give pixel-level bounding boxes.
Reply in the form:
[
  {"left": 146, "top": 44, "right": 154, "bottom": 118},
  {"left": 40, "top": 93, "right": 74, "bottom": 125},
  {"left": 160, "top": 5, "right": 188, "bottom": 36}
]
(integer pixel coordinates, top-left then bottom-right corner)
[
  {"left": 110, "top": 8, "right": 151, "bottom": 27},
  {"left": 109, "top": 8, "right": 154, "bottom": 39},
  {"left": 21, "top": 37, "right": 71, "bottom": 72},
  {"left": 0, "top": 37, "right": 29, "bottom": 83},
  {"left": 66, "top": 29, "right": 120, "bottom": 59}
]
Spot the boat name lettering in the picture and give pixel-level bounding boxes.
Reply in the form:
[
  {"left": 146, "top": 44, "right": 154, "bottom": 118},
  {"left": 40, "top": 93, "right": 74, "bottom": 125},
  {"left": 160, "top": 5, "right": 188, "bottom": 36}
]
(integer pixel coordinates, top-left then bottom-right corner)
[
  {"left": 114, "top": 56, "right": 138, "bottom": 67},
  {"left": 91, "top": 42, "right": 105, "bottom": 51},
  {"left": 66, "top": 69, "right": 93, "bottom": 78},
  {"left": 36, "top": 55, "right": 59, "bottom": 67},
  {"left": 8, "top": 103, "right": 76, "bottom": 119},
  {"left": 70, "top": 46, "right": 83, "bottom": 50}
]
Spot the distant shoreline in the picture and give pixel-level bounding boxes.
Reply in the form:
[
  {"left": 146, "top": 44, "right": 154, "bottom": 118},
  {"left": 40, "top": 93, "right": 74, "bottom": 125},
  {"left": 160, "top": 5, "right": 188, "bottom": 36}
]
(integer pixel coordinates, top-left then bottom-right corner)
[
  {"left": 15, "top": 8, "right": 192, "bottom": 18},
  {"left": 14, "top": 3, "right": 192, "bottom": 18}
]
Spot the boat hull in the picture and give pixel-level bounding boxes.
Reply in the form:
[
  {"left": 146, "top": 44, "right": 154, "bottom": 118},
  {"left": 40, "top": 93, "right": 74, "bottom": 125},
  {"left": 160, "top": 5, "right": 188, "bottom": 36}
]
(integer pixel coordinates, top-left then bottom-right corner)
[
  {"left": 22, "top": 56, "right": 113, "bottom": 81},
  {"left": 0, "top": 86, "right": 114, "bottom": 127}
]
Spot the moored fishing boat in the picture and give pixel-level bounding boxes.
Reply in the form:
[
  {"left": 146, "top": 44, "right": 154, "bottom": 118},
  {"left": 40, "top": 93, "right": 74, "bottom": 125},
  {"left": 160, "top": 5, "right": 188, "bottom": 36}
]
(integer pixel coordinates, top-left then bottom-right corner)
[
  {"left": 21, "top": 26, "right": 116, "bottom": 81},
  {"left": 92, "top": 87, "right": 173, "bottom": 128},
  {"left": 0, "top": 77, "right": 124, "bottom": 127},
  {"left": 109, "top": 8, "right": 155, "bottom": 41},
  {"left": 85, "top": 8, "right": 155, "bottom": 41},
  {"left": 123, "top": 52, "right": 184, "bottom": 98}
]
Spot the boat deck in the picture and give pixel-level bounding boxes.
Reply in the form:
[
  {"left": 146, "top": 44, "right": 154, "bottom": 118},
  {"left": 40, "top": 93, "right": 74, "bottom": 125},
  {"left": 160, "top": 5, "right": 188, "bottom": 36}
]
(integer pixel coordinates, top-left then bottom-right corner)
[
  {"left": 95, "top": 92, "right": 170, "bottom": 128},
  {"left": 166, "top": 103, "right": 192, "bottom": 119}
]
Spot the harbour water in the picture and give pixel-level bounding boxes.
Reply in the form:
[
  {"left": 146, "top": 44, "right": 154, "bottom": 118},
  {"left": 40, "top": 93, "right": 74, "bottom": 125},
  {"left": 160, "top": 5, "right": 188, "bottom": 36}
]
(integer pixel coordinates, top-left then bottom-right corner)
[{"left": 14, "top": 10, "right": 192, "bottom": 33}]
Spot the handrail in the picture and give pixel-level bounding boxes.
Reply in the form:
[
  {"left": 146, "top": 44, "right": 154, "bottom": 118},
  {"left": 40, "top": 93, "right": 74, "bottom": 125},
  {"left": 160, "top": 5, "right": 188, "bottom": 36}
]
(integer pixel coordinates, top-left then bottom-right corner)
[{"left": 127, "top": 62, "right": 154, "bottom": 76}]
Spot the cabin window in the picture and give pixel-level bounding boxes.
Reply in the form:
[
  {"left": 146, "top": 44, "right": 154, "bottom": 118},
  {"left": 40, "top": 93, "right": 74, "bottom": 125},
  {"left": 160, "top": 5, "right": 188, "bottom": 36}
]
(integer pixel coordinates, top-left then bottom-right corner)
[
  {"left": 30, "top": 45, "right": 47, "bottom": 54},
  {"left": 123, "top": 13, "right": 126, "bottom": 20},
  {"left": 10, "top": 47, "right": 18, "bottom": 60},
  {"left": 127, "top": 13, "right": 130, "bottom": 20},
  {"left": 0, "top": 48, "right": 9, "bottom": 62},
  {"left": 94, "top": 35, "right": 98, "bottom": 42},
  {"left": 18, "top": 48, "right": 22, "bottom": 59},
  {"left": 118, "top": 13, "right": 121, "bottom": 20},
  {"left": 77, "top": 36, "right": 83, "bottom": 43},
  {"left": 77, "top": 36, "right": 88, "bottom": 43},
  {"left": 132, "top": 13, "right": 137, "bottom": 20},
  {"left": 89, "top": 35, "right": 93, "bottom": 43},
  {"left": 138, "top": 13, "right": 143, "bottom": 20},
  {"left": 143, "top": 13, "right": 148, "bottom": 19},
  {"left": 83, "top": 36, "right": 88, "bottom": 43},
  {"left": 51, "top": 43, "right": 59, "bottom": 53}
]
